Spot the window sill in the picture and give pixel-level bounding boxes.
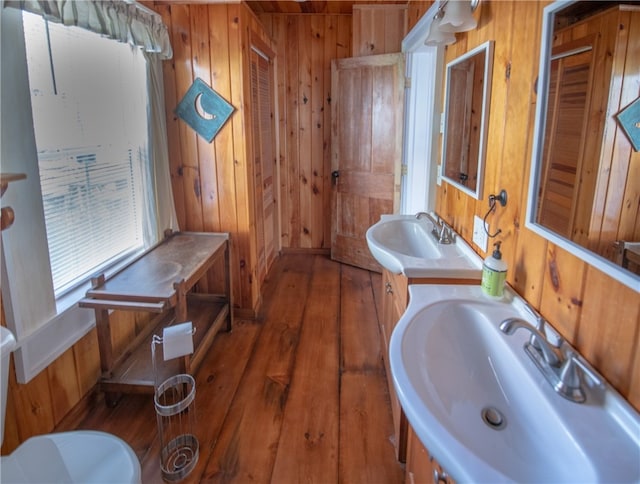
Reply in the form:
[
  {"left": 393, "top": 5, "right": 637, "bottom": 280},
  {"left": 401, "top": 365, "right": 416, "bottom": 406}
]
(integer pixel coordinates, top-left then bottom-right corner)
[
  {"left": 55, "top": 247, "right": 145, "bottom": 314},
  {"left": 12, "top": 248, "right": 146, "bottom": 384}
]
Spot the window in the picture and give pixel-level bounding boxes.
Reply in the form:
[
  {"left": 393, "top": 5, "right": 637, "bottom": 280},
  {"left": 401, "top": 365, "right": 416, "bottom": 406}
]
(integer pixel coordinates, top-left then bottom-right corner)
[
  {"left": 23, "top": 12, "right": 153, "bottom": 296},
  {"left": 1, "top": 4, "right": 174, "bottom": 383}
]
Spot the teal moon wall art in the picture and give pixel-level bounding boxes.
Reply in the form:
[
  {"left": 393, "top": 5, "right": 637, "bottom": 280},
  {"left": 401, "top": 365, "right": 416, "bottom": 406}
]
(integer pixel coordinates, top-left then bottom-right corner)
[{"left": 175, "top": 78, "right": 235, "bottom": 142}]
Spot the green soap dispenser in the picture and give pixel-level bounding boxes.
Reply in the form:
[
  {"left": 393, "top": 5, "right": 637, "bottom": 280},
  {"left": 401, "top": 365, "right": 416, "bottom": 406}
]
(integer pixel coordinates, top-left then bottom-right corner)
[{"left": 481, "top": 241, "right": 507, "bottom": 298}]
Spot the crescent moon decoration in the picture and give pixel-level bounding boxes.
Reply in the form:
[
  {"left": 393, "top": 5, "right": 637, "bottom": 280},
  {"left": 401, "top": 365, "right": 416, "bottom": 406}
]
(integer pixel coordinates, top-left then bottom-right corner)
[
  {"left": 175, "top": 78, "right": 235, "bottom": 143},
  {"left": 194, "top": 92, "right": 215, "bottom": 121},
  {"left": 616, "top": 97, "right": 640, "bottom": 152}
]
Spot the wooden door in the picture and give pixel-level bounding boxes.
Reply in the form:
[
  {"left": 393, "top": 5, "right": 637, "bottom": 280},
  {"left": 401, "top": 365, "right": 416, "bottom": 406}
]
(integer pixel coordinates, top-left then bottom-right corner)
[{"left": 330, "top": 53, "right": 404, "bottom": 271}]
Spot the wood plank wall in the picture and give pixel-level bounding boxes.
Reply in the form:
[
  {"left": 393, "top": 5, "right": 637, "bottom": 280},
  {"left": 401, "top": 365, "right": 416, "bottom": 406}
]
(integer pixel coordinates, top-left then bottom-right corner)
[
  {"left": 352, "top": 5, "right": 408, "bottom": 56},
  {"left": 156, "top": 3, "right": 274, "bottom": 316},
  {"left": 570, "top": 7, "right": 640, "bottom": 264},
  {"left": 1, "top": 2, "right": 364, "bottom": 456},
  {"left": 409, "top": 0, "right": 640, "bottom": 411},
  {"left": 407, "top": 1, "right": 433, "bottom": 32},
  {"left": 2, "top": 2, "right": 274, "bottom": 455},
  {"left": 258, "top": 13, "right": 352, "bottom": 250},
  {"left": 539, "top": 7, "right": 640, "bottom": 264},
  {"left": 4, "top": 0, "right": 638, "bottom": 458},
  {"left": 1, "top": 298, "right": 143, "bottom": 453},
  {"left": 1, "top": 4, "right": 355, "bottom": 456},
  {"left": 258, "top": 4, "right": 408, "bottom": 252}
]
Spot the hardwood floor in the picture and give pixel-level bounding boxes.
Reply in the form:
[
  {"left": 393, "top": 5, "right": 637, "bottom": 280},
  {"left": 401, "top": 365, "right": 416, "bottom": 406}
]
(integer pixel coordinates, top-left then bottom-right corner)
[{"left": 56, "top": 254, "right": 405, "bottom": 483}]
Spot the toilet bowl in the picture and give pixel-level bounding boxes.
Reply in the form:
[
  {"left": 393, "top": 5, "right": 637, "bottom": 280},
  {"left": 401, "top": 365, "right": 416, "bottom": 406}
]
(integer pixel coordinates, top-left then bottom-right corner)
[{"left": 0, "top": 326, "right": 141, "bottom": 483}]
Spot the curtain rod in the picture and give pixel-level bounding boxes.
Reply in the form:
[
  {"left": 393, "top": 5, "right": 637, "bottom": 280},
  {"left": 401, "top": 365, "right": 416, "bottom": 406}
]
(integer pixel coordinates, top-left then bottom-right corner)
[{"left": 123, "top": 0, "right": 160, "bottom": 19}]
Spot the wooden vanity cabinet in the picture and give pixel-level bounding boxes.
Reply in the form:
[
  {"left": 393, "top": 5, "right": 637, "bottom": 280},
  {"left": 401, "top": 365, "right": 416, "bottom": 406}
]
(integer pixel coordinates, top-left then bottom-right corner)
[
  {"left": 379, "top": 269, "right": 479, "bottom": 462},
  {"left": 406, "top": 424, "right": 455, "bottom": 484},
  {"left": 380, "top": 269, "right": 409, "bottom": 461}
]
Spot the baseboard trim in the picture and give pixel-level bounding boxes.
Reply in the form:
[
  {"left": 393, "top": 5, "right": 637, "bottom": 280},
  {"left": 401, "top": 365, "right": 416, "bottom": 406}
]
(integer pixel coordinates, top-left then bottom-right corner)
[
  {"left": 233, "top": 307, "right": 257, "bottom": 320},
  {"left": 280, "top": 247, "right": 331, "bottom": 256}
]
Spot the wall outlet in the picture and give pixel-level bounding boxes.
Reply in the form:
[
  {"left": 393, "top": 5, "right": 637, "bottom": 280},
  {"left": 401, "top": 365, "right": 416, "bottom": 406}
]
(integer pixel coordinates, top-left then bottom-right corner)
[
  {"left": 473, "top": 215, "right": 488, "bottom": 252},
  {"left": 437, "top": 163, "right": 442, "bottom": 186}
]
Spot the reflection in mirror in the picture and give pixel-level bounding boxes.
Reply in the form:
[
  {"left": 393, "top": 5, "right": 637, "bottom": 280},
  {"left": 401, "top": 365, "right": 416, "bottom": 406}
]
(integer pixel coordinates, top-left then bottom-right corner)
[
  {"left": 527, "top": 1, "right": 640, "bottom": 291},
  {"left": 442, "top": 40, "right": 494, "bottom": 200}
]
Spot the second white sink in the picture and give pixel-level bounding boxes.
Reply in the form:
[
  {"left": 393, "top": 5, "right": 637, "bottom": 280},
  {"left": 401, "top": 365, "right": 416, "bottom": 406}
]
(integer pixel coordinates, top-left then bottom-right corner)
[
  {"left": 365, "top": 214, "right": 482, "bottom": 278},
  {"left": 390, "top": 285, "right": 640, "bottom": 482}
]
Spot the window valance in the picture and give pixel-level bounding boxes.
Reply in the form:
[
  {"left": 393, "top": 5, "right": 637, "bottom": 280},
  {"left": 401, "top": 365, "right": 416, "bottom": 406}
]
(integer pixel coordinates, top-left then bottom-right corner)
[{"left": 4, "top": 0, "right": 172, "bottom": 59}]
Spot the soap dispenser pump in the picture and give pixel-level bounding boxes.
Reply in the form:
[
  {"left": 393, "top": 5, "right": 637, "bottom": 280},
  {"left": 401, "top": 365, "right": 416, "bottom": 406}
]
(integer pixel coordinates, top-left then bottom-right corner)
[{"left": 481, "top": 241, "right": 507, "bottom": 298}]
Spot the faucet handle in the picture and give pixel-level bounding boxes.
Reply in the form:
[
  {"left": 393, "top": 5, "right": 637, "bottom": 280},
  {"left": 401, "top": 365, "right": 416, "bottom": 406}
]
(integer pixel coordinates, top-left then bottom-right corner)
[
  {"left": 523, "top": 302, "right": 545, "bottom": 332},
  {"left": 523, "top": 301, "right": 542, "bottom": 320},
  {"left": 523, "top": 302, "right": 563, "bottom": 349},
  {"left": 523, "top": 303, "right": 549, "bottom": 351},
  {"left": 556, "top": 349, "right": 603, "bottom": 403},
  {"left": 524, "top": 302, "right": 546, "bottom": 333},
  {"left": 439, "top": 221, "right": 455, "bottom": 243},
  {"left": 560, "top": 348, "right": 602, "bottom": 387},
  {"left": 438, "top": 224, "right": 449, "bottom": 243},
  {"left": 530, "top": 315, "right": 546, "bottom": 352},
  {"left": 556, "top": 351, "right": 586, "bottom": 403}
]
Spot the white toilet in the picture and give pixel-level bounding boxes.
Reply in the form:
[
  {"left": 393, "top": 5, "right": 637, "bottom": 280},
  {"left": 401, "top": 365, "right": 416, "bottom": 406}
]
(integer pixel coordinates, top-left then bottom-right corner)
[{"left": 0, "top": 326, "right": 141, "bottom": 483}]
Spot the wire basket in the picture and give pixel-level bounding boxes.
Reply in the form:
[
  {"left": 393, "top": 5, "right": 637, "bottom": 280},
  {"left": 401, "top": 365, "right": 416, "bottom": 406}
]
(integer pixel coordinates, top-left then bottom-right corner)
[{"left": 154, "top": 373, "right": 199, "bottom": 482}]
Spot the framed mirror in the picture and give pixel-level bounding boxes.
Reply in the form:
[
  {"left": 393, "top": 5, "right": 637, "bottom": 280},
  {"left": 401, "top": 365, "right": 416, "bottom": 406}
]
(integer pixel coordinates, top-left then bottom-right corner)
[
  {"left": 526, "top": 1, "right": 640, "bottom": 292},
  {"left": 441, "top": 40, "right": 494, "bottom": 200}
]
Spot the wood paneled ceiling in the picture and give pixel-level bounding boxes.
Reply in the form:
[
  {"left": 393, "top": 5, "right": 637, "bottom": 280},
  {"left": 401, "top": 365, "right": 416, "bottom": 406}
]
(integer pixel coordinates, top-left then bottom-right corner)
[{"left": 245, "top": 1, "right": 409, "bottom": 15}]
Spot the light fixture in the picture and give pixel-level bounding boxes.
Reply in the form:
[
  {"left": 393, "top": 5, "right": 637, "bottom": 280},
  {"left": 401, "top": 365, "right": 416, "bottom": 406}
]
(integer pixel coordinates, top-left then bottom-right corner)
[
  {"left": 425, "top": 13, "right": 456, "bottom": 46},
  {"left": 439, "top": 0, "right": 479, "bottom": 32},
  {"left": 424, "top": 0, "right": 480, "bottom": 46}
]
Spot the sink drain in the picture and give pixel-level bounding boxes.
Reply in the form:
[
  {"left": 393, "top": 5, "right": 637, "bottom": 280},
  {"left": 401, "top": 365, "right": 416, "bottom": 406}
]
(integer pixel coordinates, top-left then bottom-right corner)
[{"left": 481, "top": 406, "right": 506, "bottom": 430}]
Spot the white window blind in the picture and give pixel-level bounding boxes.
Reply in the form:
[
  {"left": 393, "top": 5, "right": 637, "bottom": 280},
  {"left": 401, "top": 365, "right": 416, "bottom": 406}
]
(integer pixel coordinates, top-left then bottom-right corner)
[
  {"left": 38, "top": 146, "right": 146, "bottom": 293},
  {"left": 23, "top": 11, "right": 151, "bottom": 296}
]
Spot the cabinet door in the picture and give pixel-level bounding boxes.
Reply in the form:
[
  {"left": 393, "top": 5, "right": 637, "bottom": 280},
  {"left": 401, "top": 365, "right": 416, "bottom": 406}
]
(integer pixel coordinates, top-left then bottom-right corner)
[
  {"left": 380, "top": 270, "right": 395, "bottom": 350},
  {"left": 380, "top": 269, "right": 408, "bottom": 462},
  {"left": 406, "top": 425, "right": 454, "bottom": 484}
]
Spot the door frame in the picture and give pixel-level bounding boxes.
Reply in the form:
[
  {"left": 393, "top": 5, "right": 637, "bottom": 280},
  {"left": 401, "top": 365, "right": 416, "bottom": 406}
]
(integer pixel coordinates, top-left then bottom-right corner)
[{"left": 400, "top": 3, "right": 445, "bottom": 215}]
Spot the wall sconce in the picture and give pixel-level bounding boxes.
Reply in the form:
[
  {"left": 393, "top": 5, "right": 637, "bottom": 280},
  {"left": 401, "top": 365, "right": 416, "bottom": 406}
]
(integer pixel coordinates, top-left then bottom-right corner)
[
  {"left": 425, "top": 0, "right": 480, "bottom": 46},
  {"left": 425, "top": 14, "right": 456, "bottom": 46}
]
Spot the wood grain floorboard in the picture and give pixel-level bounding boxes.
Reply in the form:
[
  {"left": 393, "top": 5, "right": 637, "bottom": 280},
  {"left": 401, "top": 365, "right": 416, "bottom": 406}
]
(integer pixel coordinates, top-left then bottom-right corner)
[
  {"left": 270, "top": 255, "right": 341, "bottom": 483},
  {"left": 147, "top": 318, "right": 263, "bottom": 484},
  {"left": 340, "top": 264, "right": 384, "bottom": 372},
  {"left": 339, "top": 372, "right": 404, "bottom": 484},
  {"left": 338, "top": 264, "right": 402, "bottom": 484},
  {"left": 55, "top": 255, "right": 403, "bottom": 483},
  {"left": 200, "top": 255, "right": 314, "bottom": 483}
]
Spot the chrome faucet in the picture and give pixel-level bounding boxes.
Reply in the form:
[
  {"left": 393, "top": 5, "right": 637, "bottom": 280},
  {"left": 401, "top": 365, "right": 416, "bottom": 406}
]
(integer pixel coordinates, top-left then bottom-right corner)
[
  {"left": 499, "top": 317, "right": 602, "bottom": 403},
  {"left": 415, "top": 212, "right": 455, "bottom": 244},
  {"left": 500, "top": 318, "right": 561, "bottom": 366}
]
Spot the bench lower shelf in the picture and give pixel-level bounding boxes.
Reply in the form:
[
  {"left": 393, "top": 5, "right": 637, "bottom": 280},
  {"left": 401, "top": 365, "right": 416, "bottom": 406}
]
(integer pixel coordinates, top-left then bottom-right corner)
[{"left": 100, "top": 296, "right": 230, "bottom": 396}]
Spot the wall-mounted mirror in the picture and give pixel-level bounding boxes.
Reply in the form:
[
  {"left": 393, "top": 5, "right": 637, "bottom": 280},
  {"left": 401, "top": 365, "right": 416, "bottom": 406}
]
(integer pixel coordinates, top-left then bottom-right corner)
[
  {"left": 526, "top": 0, "right": 640, "bottom": 292},
  {"left": 441, "top": 40, "right": 494, "bottom": 200}
]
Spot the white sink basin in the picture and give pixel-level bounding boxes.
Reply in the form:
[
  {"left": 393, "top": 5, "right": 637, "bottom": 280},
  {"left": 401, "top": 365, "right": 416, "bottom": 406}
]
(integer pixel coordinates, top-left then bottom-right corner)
[
  {"left": 390, "top": 285, "right": 640, "bottom": 483},
  {"left": 365, "top": 214, "right": 482, "bottom": 278}
]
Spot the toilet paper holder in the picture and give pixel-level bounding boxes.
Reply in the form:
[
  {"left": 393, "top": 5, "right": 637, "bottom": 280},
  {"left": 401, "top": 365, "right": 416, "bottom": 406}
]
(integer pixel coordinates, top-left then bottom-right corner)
[
  {"left": 151, "top": 321, "right": 199, "bottom": 482},
  {"left": 152, "top": 321, "right": 197, "bottom": 362}
]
